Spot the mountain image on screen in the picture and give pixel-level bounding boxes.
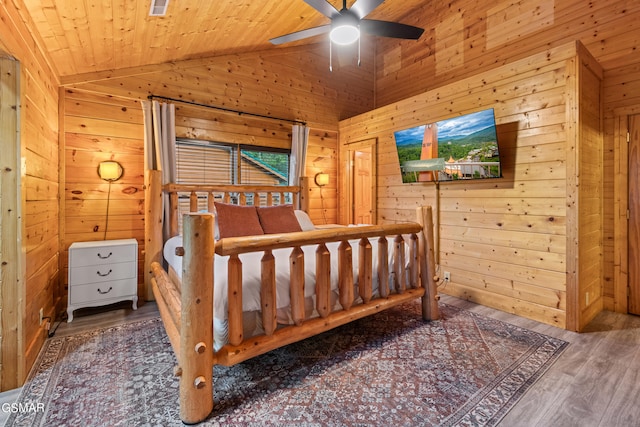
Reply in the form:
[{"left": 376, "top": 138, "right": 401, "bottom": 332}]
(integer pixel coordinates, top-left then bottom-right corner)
[{"left": 393, "top": 108, "right": 501, "bottom": 183}]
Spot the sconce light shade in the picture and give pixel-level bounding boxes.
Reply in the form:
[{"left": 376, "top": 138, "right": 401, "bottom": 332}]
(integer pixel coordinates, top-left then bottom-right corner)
[
  {"left": 314, "top": 172, "right": 329, "bottom": 187},
  {"left": 98, "top": 161, "right": 124, "bottom": 182}
]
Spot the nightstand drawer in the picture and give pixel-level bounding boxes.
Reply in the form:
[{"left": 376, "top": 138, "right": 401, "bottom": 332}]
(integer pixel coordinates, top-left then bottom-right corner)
[
  {"left": 69, "top": 279, "right": 136, "bottom": 305},
  {"left": 70, "top": 243, "right": 137, "bottom": 267},
  {"left": 69, "top": 261, "right": 136, "bottom": 285},
  {"left": 67, "top": 238, "right": 138, "bottom": 322}
]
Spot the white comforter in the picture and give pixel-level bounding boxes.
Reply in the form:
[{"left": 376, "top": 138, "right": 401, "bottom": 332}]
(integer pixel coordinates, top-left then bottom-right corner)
[{"left": 163, "top": 235, "right": 395, "bottom": 320}]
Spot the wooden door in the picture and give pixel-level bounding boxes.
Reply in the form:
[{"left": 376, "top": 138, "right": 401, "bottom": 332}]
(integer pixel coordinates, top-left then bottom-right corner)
[
  {"left": 629, "top": 114, "right": 640, "bottom": 314},
  {"left": 353, "top": 148, "right": 373, "bottom": 224},
  {"left": 341, "top": 138, "right": 376, "bottom": 225}
]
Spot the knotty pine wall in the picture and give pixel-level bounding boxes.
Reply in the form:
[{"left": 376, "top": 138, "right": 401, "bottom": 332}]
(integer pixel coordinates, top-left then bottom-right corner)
[
  {"left": 374, "top": 0, "right": 640, "bottom": 314},
  {"left": 59, "top": 90, "right": 339, "bottom": 298},
  {"left": 60, "top": 42, "right": 369, "bottom": 301},
  {"left": 0, "top": 2, "right": 60, "bottom": 390},
  {"left": 339, "top": 41, "right": 603, "bottom": 331},
  {"left": 602, "top": 60, "right": 640, "bottom": 314},
  {"left": 61, "top": 89, "right": 146, "bottom": 297},
  {"left": 173, "top": 103, "right": 338, "bottom": 224},
  {"left": 63, "top": 43, "right": 371, "bottom": 238}
]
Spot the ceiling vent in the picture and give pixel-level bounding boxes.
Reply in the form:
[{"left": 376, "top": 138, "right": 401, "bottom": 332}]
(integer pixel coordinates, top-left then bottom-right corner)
[{"left": 149, "top": 0, "right": 170, "bottom": 17}]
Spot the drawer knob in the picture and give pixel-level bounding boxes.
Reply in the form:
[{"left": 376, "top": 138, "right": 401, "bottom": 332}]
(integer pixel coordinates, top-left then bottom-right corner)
[
  {"left": 97, "top": 286, "right": 113, "bottom": 295},
  {"left": 97, "top": 269, "right": 113, "bottom": 277},
  {"left": 97, "top": 252, "right": 113, "bottom": 259}
]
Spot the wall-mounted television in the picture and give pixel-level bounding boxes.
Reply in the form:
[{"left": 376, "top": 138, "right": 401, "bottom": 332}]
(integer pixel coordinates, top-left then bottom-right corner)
[{"left": 393, "top": 108, "right": 501, "bottom": 183}]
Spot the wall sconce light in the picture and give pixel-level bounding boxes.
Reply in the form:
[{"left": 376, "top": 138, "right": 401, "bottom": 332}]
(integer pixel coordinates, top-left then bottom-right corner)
[
  {"left": 314, "top": 172, "right": 329, "bottom": 187},
  {"left": 98, "top": 160, "right": 124, "bottom": 182},
  {"left": 97, "top": 161, "right": 124, "bottom": 240}
]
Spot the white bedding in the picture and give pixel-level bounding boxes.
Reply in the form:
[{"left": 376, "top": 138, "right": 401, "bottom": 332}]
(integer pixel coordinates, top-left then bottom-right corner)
[
  {"left": 163, "top": 235, "right": 394, "bottom": 318},
  {"left": 163, "top": 231, "right": 409, "bottom": 349}
]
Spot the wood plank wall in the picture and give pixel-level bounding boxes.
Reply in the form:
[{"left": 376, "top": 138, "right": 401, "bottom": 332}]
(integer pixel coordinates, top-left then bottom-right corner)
[
  {"left": 65, "top": 44, "right": 365, "bottom": 228},
  {"left": 375, "top": 0, "right": 639, "bottom": 108},
  {"left": 61, "top": 89, "right": 145, "bottom": 297},
  {"left": 305, "top": 128, "right": 338, "bottom": 225},
  {"left": 604, "top": 56, "right": 640, "bottom": 314},
  {"left": 339, "top": 42, "right": 602, "bottom": 330},
  {"left": 0, "top": 1, "right": 60, "bottom": 390},
  {"left": 66, "top": 43, "right": 374, "bottom": 125},
  {"left": 561, "top": 47, "right": 605, "bottom": 331},
  {"left": 374, "top": 0, "right": 640, "bottom": 313},
  {"left": 59, "top": 44, "right": 362, "bottom": 299},
  {"left": 173, "top": 103, "right": 338, "bottom": 224}
]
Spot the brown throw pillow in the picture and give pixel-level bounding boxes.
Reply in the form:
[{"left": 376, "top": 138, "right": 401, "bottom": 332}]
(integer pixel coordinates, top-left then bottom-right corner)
[
  {"left": 214, "top": 202, "right": 264, "bottom": 238},
  {"left": 257, "top": 205, "right": 303, "bottom": 234}
]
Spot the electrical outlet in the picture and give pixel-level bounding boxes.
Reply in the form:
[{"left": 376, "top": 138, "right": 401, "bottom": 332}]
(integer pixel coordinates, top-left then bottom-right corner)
[
  {"left": 444, "top": 271, "right": 451, "bottom": 282},
  {"left": 39, "top": 308, "right": 44, "bottom": 326}
]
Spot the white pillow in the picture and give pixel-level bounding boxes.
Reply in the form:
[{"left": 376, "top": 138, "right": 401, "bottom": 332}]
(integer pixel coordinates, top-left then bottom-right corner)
[
  {"left": 199, "top": 209, "right": 219, "bottom": 240},
  {"left": 294, "top": 210, "right": 315, "bottom": 231}
]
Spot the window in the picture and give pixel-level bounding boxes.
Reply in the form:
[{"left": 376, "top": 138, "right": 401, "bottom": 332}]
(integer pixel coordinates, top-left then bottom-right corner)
[
  {"left": 175, "top": 139, "right": 290, "bottom": 186},
  {"left": 240, "top": 148, "right": 289, "bottom": 185},
  {"left": 175, "top": 139, "right": 291, "bottom": 216}
]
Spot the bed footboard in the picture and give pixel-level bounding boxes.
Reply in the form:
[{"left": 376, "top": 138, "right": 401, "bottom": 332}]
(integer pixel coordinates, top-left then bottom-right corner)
[{"left": 150, "top": 206, "right": 440, "bottom": 424}]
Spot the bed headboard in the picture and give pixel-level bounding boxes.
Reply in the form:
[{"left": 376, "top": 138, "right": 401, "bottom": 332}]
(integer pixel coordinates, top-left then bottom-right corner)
[
  {"left": 143, "top": 170, "right": 309, "bottom": 299},
  {"left": 163, "top": 183, "right": 304, "bottom": 237}
]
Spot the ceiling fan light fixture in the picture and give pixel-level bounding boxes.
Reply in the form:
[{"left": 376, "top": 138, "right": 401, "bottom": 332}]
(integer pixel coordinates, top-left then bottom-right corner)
[
  {"left": 330, "top": 24, "right": 360, "bottom": 45},
  {"left": 329, "top": 12, "right": 360, "bottom": 45}
]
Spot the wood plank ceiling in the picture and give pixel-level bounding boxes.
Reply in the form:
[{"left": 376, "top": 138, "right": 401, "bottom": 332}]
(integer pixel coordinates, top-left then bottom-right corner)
[{"left": 19, "top": 0, "right": 427, "bottom": 82}]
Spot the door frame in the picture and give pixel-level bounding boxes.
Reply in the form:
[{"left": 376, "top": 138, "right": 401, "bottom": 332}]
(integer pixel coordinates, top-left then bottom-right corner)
[
  {"left": 0, "top": 56, "right": 25, "bottom": 390},
  {"left": 626, "top": 114, "right": 640, "bottom": 314},
  {"left": 339, "top": 138, "right": 377, "bottom": 225}
]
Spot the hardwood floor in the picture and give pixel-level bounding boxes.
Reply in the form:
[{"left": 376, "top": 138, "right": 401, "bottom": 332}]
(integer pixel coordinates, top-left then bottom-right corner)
[
  {"left": 2, "top": 296, "right": 639, "bottom": 426},
  {"left": 442, "top": 296, "right": 640, "bottom": 427}
]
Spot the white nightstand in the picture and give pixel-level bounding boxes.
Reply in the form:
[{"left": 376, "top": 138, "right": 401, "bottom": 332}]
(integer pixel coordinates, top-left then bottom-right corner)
[{"left": 67, "top": 238, "right": 138, "bottom": 322}]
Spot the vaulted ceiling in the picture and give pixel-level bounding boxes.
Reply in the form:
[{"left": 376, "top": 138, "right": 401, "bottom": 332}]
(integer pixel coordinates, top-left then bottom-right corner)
[{"left": 20, "top": 0, "right": 427, "bottom": 81}]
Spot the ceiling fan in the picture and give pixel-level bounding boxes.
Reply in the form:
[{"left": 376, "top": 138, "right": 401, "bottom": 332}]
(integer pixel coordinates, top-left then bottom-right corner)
[
  {"left": 270, "top": 0, "right": 424, "bottom": 69},
  {"left": 270, "top": 0, "right": 424, "bottom": 45}
]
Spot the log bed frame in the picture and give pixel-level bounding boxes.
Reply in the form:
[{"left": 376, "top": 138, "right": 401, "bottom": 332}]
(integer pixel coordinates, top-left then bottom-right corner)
[{"left": 144, "top": 170, "right": 440, "bottom": 424}]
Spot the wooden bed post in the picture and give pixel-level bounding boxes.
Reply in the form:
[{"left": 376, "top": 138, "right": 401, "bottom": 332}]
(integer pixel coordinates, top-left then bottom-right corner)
[
  {"left": 417, "top": 206, "right": 440, "bottom": 321},
  {"left": 180, "top": 213, "right": 215, "bottom": 424},
  {"left": 144, "top": 169, "right": 163, "bottom": 301},
  {"left": 299, "top": 176, "right": 310, "bottom": 212}
]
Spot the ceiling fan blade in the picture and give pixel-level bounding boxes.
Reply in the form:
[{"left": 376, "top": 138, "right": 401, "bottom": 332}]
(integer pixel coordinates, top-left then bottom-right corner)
[
  {"left": 269, "top": 24, "right": 331, "bottom": 45},
  {"left": 350, "top": 0, "right": 385, "bottom": 19},
  {"left": 303, "top": 0, "right": 341, "bottom": 19},
  {"left": 360, "top": 19, "right": 425, "bottom": 39}
]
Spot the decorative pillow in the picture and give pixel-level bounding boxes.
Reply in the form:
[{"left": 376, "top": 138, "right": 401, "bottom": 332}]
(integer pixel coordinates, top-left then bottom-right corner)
[
  {"left": 294, "top": 209, "right": 315, "bottom": 231},
  {"left": 257, "top": 205, "right": 303, "bottom": 234},
  {"left": 214, "top": 202, "right": 264, "bottom": 238}
]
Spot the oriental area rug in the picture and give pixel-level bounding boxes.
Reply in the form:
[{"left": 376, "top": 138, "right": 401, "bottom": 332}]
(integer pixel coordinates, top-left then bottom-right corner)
[{"left": 6, "top": 302, "right": 567, "bottom": 427}]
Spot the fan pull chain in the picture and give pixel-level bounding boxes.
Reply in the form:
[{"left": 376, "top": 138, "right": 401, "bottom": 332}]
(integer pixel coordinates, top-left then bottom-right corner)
[
  {"left": 358, "top": 34, "right": 361, "bottom": 67},
  {"left": 329, "top": 41, "right": 333, "bottom": 72}
]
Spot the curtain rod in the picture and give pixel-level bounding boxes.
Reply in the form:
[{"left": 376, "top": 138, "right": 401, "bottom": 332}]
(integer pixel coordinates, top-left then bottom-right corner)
[{"left": 147, "top": 95, "right": 307, "bottom": 126}]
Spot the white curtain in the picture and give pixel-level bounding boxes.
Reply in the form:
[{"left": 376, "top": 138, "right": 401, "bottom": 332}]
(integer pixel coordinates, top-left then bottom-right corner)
[
  {"left": 142, "top": 100, "right": 176, "bottom": 239},
  {"left": 289, "top": 124, "right": 309, "bottom": 187}
]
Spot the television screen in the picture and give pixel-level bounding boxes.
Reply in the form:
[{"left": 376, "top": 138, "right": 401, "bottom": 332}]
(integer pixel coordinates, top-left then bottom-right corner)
[{"left": 393, "top": 108, "right": 501, "bottom": 183}]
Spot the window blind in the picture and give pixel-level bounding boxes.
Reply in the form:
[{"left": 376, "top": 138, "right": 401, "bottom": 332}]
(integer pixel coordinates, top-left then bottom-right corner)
[
  {"left": 175, "top": 139, "right": 292, "bottom": 212},
  {"left": 176, "top": 140, "right": 235, "bottom": 185}
]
